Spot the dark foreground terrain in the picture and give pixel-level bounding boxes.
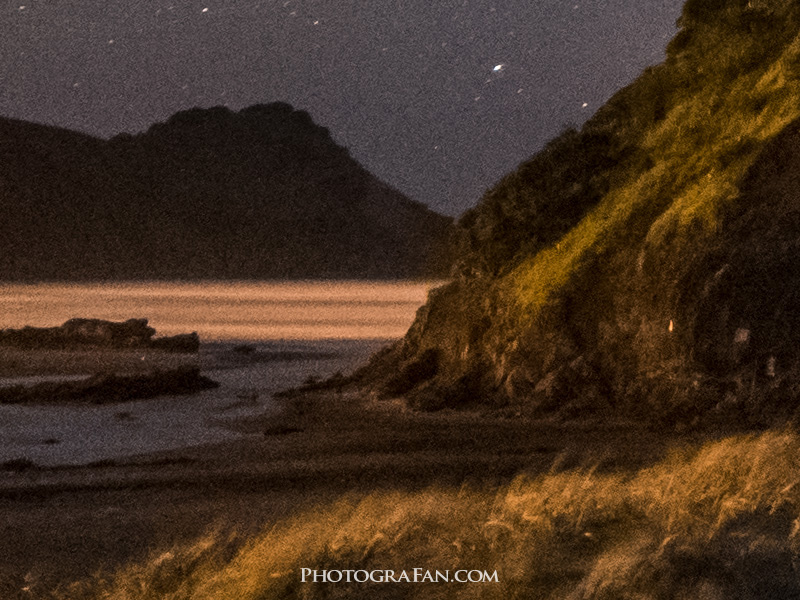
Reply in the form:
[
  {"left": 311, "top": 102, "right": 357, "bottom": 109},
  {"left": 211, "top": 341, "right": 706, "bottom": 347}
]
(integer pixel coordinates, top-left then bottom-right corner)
[
  {"left": 0, "top": 346, "right": 797, "bottom": 599},
  {"left": 0, "top": 381, "right": 729, "bottom": 597}
]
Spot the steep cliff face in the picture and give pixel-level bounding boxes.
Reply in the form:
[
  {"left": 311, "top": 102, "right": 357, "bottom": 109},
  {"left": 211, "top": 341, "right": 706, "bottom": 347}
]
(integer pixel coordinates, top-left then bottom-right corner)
[
  {"left": 369, "top": 0, "right": 800, "bottom": 426},
  {"left": 0, "top": 103, "right": 452, "bottom": 281}
]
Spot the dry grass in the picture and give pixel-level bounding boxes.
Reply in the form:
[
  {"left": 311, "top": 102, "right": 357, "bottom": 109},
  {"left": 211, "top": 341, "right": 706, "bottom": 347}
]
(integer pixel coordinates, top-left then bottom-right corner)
[{"left": 41, "top": 429, "right": 800, "bottom": 599}]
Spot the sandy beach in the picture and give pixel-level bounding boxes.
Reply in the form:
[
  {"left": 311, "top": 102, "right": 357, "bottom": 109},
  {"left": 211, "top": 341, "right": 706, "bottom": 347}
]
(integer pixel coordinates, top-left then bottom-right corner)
[{"left": 0, "top": 344, "right": 700, "bottom": 594}]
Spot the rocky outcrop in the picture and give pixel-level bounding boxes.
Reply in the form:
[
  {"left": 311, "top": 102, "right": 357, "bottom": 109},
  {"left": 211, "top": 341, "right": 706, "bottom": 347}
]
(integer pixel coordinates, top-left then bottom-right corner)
[
  {"left": 149, "top": 332, "right": 201, "bottom": 353},
  {"left": 0, "top": 366, "right": 218, "bottom": 404},
  {"left": 0, "top": 319, "right": 200, "bottom": 352},
  {"left": 361, "top": 0, "right": 800, "bottom": 429}
]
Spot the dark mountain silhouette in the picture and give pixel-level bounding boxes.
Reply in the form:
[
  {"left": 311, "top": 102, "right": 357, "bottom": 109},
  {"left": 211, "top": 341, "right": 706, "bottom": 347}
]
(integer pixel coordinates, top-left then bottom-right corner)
[
  {"left": 361, "top": 0, "right": 800, "bottom": 428},
  {"left": 0, "top": 102, "right": 452, "bottom": 281}
]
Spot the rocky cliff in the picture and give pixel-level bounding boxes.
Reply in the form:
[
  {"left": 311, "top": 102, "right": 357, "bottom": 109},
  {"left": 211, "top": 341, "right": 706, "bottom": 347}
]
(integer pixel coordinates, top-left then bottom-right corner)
[
  {"left": 0, "top": 103, "right": 452, "bottom": 280},
  {"left": 365, "top": 0, "right": 800, "bottom": 428}
]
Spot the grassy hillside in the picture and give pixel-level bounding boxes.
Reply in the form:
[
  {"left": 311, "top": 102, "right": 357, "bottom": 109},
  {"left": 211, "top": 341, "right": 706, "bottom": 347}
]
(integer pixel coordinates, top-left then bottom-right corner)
[
  {"left": 42, "top": 430, "right": 800, "bottom": 599},
  {"left": 367, "top": 0, "right": 800, "bottom": 424}
]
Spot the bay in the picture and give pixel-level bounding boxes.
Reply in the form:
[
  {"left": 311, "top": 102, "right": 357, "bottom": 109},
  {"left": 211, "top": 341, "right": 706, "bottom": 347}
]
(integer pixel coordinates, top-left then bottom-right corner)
[{"left": 0, "top": 280, "right": 440, "bottom": 466}]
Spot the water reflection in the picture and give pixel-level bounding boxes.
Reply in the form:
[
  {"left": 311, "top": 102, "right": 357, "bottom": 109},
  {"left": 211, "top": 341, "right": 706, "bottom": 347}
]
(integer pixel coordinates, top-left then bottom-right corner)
[
  {"left": 0, "top": 281, "right": 437, "bottom": 466},
  {"left": 0, "top": 280, "right": 443, "bottom": 340}
]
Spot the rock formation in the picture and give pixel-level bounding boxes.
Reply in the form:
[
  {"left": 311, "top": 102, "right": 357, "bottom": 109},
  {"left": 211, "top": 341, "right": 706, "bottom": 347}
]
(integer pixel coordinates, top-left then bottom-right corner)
[
  {"left": 361, "top": 0, "right": 800, "bottom": 428},
  {"left": 0, "top": 318, "right": 200, "bottom": 352},
  {"left": 0, "top": 366, "right": 218, "bottom": 404}
]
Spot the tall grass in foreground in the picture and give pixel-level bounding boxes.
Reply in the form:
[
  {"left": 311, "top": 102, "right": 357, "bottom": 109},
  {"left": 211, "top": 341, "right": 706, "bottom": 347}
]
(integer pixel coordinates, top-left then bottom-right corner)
[{"left": 54, "top": 430, "right": 800, "bottom": 599}]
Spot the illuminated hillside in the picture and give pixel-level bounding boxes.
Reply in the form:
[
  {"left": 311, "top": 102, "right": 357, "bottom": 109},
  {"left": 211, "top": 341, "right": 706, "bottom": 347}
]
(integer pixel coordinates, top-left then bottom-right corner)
[{"left": 369, "top": 0, "right": 800, "bottom": 427}]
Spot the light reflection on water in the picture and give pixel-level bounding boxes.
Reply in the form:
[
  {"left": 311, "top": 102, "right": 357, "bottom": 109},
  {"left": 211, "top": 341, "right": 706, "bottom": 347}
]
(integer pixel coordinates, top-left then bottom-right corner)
[
  {"left": 0, "top": 281, "right": 439, "bottom": 466},
  {"left": 0, "top": 339, "right": 388, "bottom": 467},
  {"left": 0, "top": 280, "right": 442, "bottom": 340}
]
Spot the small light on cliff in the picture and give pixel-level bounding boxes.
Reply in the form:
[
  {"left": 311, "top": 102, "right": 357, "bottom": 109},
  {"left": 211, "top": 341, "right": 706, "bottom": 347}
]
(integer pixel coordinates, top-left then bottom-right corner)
[{"left": 668, "top": 319, "right": 674, "bottom": 332}]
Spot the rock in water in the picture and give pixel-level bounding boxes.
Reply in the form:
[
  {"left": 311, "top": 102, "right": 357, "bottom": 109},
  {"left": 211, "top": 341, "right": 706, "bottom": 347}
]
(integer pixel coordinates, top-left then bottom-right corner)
[
  {"left": 0, "top": 318, "right": 200, "bottom": 352},
  {"left": 0, "top": 366, "right": 218, "bottom": 404},
  {"left": 149, "top": 332, "right": 200, "bottom": 353}
]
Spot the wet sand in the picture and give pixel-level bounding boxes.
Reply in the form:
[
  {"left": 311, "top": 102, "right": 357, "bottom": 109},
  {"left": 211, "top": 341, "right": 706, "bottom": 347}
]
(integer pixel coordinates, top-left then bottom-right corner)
[
  {"left": 0, "top": 374, "right": 699, "bottom": 594},
  {"left": 0, "top": 341, "right": 389, "bottom": 467}
]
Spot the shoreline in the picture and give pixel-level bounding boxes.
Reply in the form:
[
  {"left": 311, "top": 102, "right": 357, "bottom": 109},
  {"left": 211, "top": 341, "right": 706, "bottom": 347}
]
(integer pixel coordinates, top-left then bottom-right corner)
[
  {"left": 0, "top": 382, "right": 709, "bottom": 592},
  {"left": 0, "top": 340, "right": 388, "bottom": 469},
  {"left": 0, "top": 343, "right": 734, "bottom": 596},
  {"left": 0, "top": 339, "right": 387, "bottom": 378}
]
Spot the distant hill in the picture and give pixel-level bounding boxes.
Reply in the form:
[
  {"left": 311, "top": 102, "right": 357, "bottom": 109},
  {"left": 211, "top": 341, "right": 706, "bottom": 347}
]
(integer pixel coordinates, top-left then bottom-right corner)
[
  {"left": 362, "top": 0, "right": 800, "bottom": 428},
  {"left": 0, "top": 103, "right": 452, "bottom": 281}
]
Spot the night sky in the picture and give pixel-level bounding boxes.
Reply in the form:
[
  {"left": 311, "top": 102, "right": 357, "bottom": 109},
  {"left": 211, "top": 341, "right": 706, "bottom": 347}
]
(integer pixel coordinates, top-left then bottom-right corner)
[{"left": 2, "top": 0, "right": 684, "bottom": 216}]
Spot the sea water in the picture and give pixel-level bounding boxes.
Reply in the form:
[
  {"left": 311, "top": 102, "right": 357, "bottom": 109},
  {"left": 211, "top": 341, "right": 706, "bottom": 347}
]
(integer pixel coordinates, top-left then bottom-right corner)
[
  {"left": 0, "top": 280, "right": 438, "bottom": 340},
  {"left": 0, "top": 281, "right": 441, "bottom": 466}
]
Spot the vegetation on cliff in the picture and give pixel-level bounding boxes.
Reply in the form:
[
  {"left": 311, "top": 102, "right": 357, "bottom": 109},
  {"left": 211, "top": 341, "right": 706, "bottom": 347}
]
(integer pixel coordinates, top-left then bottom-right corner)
[{"left": 372, "top": 0, "right": 800, "bottom": 425}]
